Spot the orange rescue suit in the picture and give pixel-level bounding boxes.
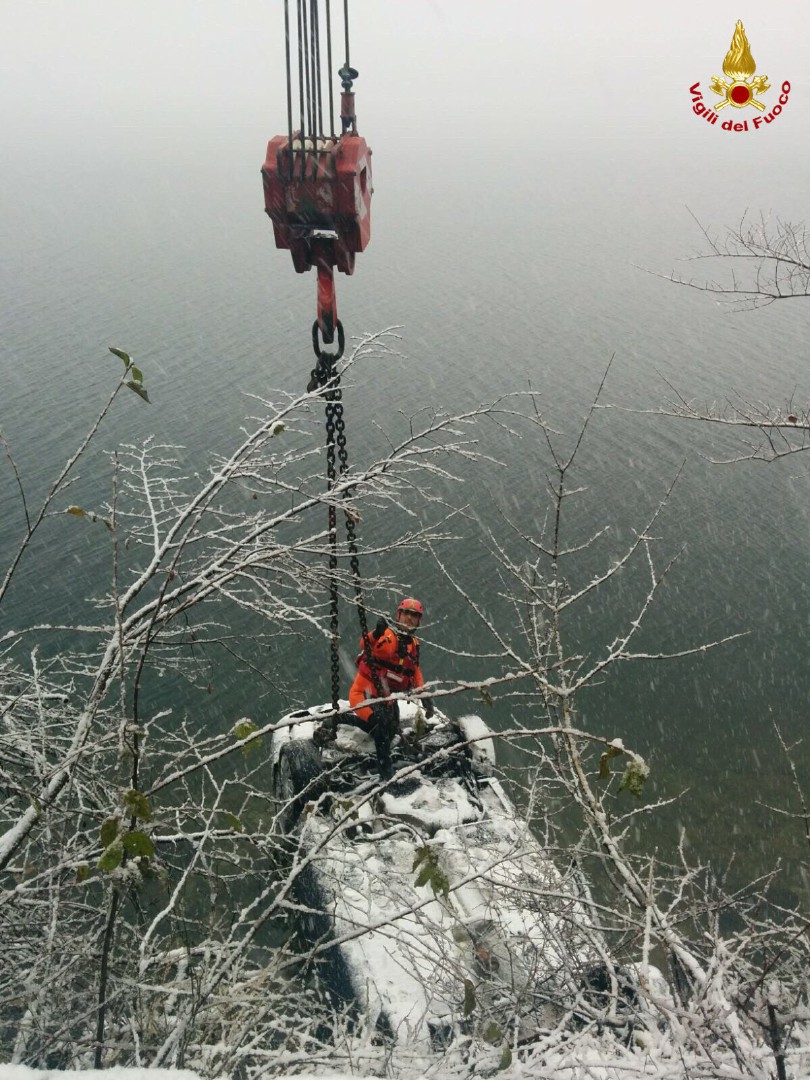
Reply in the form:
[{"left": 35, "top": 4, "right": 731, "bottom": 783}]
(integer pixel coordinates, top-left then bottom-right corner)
[{"left": 349, "top": 627, "right": 424, "bottom": 722}]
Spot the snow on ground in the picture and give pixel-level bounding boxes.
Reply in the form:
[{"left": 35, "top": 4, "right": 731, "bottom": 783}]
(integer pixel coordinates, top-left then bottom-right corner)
[
  {"left": 0, "top": 1074, "right": 361, "bottom": 1080},
  {"left": 3, "top": 1042, "right": 809, "bottom": 1080},
  {"left": 0, "top": 1071, "right": 201, "bottom": 1080},
  {"left": 0, "top": 1072, "right": 368, "bottom": 1080}
]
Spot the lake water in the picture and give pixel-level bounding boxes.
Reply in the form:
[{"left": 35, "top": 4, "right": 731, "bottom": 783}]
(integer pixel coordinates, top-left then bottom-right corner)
[{"left": 2, "top": 19, "right": 809, "bottom": 904}]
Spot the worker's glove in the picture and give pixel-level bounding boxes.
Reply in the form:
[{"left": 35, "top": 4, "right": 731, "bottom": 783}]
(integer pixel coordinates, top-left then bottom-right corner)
[
  {"left": 371, "top": 617, "right": 387, "bottom": 641},
  {"left": 423, "top": 697, "right": 435, "bottom": 720}
]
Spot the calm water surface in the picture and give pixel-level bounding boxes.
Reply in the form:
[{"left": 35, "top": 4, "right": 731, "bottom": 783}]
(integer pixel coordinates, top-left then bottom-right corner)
[{"left": 1, "top": 119, "right": 809, "bottom": 901}]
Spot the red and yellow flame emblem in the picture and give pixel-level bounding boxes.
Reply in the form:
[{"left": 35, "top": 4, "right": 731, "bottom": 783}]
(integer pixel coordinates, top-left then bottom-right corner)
[{"left": 711, "top": 21, "right": 770, "bottom": 111}]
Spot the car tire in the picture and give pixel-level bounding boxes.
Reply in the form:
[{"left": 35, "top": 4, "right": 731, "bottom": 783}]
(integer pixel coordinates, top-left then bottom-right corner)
[{"left": 274, "top": 739, "right": 324, "bottom": 832}]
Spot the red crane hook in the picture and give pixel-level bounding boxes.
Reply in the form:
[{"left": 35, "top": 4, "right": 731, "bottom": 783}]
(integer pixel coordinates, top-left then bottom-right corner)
[{"left": 262, "top": 33, "right": 372, "bottom": 363}]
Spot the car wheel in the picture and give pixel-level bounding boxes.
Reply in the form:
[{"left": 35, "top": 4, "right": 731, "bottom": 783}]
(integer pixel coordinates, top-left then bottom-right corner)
[{"left": 274, "top": 739, "right": 323, "bottom": 832}]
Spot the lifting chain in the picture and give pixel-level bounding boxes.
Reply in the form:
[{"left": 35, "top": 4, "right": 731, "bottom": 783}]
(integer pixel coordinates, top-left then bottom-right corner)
[
  {"left": 310, "top": 317, "right": 345, "bottom": 368},
  {"left": 308, "top": 331, "right": 383, "bottom": 726}
]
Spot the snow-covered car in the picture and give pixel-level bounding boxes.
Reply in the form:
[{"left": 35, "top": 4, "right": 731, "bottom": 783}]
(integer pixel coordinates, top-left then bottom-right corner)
[{"left": 269, "top": 701, "right": 623, "bottom": 1052}]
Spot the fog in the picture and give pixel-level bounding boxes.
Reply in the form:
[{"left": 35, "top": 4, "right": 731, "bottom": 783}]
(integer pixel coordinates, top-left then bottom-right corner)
[
  {"left": 2, "top": 2, "right": 806, "bottom": 158},
  {"left": 2, "top": 1, "right": 809, "bottom": 895}
]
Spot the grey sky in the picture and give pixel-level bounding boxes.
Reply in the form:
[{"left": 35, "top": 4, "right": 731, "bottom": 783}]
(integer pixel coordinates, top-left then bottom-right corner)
[
  {"left": 1, "top": 2, "right": 805, "bottom": 151},
  {"left": 1, "top": 0, "right": 807, "bottom": 353}
]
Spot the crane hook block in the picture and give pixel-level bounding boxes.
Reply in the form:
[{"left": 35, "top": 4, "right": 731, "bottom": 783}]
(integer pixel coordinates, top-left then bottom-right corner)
[{"left": 261, "top": 133, "right": 373, "bottom": 278}]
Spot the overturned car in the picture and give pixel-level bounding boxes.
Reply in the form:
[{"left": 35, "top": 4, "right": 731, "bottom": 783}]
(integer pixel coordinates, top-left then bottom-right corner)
[{"left": 269, "top": 702, "right": 655, "bottom": 1053}]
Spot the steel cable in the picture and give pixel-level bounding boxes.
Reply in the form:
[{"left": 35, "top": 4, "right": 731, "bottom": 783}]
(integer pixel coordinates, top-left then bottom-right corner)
[
  {"left": 343, "top": 0, "right": 350, "bottom": 72},
  {"left": 281, "top": 2, "right": 371, "bottom": 715},
  {"left": 296, "top": 0, "right": 306, "bottom": 178},
  {"left": 325, "top": 0, "right": 335, "bottom": 137},
  {"left": 284, "top": 0, "right": 293, "bottom": 178},
  {"left": 311, "top": 0, "right": 323, "bottom": 151}
]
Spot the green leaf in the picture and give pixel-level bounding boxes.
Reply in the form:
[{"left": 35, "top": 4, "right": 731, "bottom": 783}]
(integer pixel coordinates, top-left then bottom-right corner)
[
  {"left": 122, "top": 789, "right": 152, "bottom": 822},
  {"left": 99, "top": 817, "right": 119, "bottom": 846},
  {"left": 412, "top": 845, "right": 430, "bottom": 872},
  {"left": 223, "top": 812, "right": 243, "bottom": 833},
  {"left": 415, "top": 864, "right": 433, "bottom": 889},
  {"left": 463, "top": 979, "right": 476, "bottom": 1017},
  {"left": 76, "top": 863, "right": 91, "bottom": 884},
  {"left": 482, "top": 1021, "right": 502, "bottom": 1045},
  {"left": 66, "top": 505, "right": 112, "bottom": 529},
  {"left": 618, "top": 757, "right": 650, "bottom": 799},
  {"left": 126, "top": 380, "right": 151, "bottom": 404},
  {"left": 122, "top": 830, "right": 155, "bottom": 859},
  {"left": 412, "top": 845, "right": 449, "bottom": 897},
  {"left": 109, "top": 346, "right": 132, "bottom": 367},
  {"left": 599, "top": 743, "right": 624, "bottom": 780},
  {"left": 498, "top": 1045, "right": 512, "bottom": 1070},
  {"left": 98, "top": 839, "right": 124, "bottom": 872},
  {"left": 130, "top": 365, "right": 144, "bottom": 385},
  {"left": 234, "top": 719, "right": 262, "bottom": 757},
  {"left": 432, "top": 867, "right": 450, "bottom": 899},
  {"left": 479, "top": 686, "right": 493, "bottom": 707}
]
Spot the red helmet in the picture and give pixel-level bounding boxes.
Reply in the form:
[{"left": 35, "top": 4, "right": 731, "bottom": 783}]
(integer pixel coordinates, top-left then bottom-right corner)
[{"left": 397, "top": 597, "right": 424, "bottom": 619}]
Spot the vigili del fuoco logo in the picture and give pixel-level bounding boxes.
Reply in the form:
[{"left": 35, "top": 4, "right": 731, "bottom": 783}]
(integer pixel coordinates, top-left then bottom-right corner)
[{"left": 689, "top": 20, "right": 790, "bottom": 132}]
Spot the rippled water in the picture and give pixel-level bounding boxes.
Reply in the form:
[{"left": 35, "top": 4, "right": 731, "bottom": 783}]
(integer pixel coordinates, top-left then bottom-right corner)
[{"left": 1, "top": 116, "right": 809, "bottom": 901}]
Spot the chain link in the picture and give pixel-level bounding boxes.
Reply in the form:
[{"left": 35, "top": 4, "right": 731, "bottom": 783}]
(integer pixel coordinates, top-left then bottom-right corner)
[
  {"left": 332, "top": 389, "right": 383, "bottom": 698},
  {"left": 309, "top": 340, "right": 381, "bottom": 725},
  {"left": 311, "top": 318, "right": 345, "bottom": 369}
]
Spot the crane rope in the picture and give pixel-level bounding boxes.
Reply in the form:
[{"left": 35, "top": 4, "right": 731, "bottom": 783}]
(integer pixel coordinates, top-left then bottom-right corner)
[
  {"left": 271, "top": 2, "right": 382, "bottom": 722},
  {"left": 343, "top": 0, "right": 351, "bottom": 80},
  {"left": 283, "top": 1, "right": 349, "bottom": 163}
]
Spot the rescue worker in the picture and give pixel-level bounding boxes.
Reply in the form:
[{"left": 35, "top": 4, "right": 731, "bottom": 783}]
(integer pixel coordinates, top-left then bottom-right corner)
[
  {"left": 313, "top": 598, "right": 433, "bottom": 779},
  {"left": 349, "top": 597, "right": 434, "bottom": 779}
]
